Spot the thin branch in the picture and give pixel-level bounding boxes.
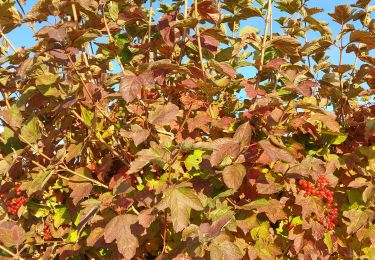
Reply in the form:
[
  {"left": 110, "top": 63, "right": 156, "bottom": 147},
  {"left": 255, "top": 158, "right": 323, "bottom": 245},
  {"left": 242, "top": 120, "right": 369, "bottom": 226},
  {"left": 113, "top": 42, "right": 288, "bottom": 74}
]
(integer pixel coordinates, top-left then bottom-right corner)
[
  {"left": 59, "top": 165, "right": 109, "bottom": 189},
  {"left": 256, "top": 0, "right": 272, "bottom": 89},
  {"left": 148, "top": 0, "right": 154, "bottom": 62},
  {"left": 194, "top": 0, "right": 206, "bottom": 78},
  {"left": 0, "top": 30, "right": 17, "bottom": 53},
  {"left": 0, "top": 244, "right": 25, "bottom": 260},
  {"left": 101, "top": 7, "right": 126, "bottom": 75}
]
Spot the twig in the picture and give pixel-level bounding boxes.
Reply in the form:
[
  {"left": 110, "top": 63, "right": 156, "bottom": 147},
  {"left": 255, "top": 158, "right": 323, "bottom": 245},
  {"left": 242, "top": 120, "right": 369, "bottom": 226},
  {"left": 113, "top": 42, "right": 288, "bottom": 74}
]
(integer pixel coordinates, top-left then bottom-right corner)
[
  {"left": 59, "top": 164, "right": 109, "bottom": 188},
  {"left": 101, "top": 6, "right": 126, "bottom": 75},
  {"left": 0, "top": 30, "right": 17, "bottom": 53},
  {"left": 194, "top": 0, "right": 206, "bottom": 78},
  {"left": 256, "top": 0, "right": 272, "bottom": 89},
  {"left": 148, "top": 0, "right": 154, "bottom": 62},
  {"left": 0, "top": 244, "right": 25, "bottom": 260}
]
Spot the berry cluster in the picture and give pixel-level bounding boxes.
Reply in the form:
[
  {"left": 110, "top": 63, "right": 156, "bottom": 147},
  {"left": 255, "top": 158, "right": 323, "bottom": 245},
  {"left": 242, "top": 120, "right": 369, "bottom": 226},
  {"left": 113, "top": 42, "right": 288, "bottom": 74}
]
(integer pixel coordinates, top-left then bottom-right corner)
[
  {"left": 1, "top": 185, "right": 28, "bottom": 216},
  {"left": 297, "top": 176, "right": 338, "bottom": 230},
  {"left": 43, "top": 224, "right": 52, "bottom": 241}
]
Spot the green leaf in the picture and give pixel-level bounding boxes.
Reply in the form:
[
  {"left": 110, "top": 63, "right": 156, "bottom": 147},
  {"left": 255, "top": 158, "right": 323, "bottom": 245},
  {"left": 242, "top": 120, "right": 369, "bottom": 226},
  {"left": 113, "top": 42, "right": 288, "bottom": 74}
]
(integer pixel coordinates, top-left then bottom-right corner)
[
  {"left": 80, "top": 105, "right": 94, "bottom": 126},
  {"left": 35, "top": 74, "right": 59, "bottom": 86},
  {"left": 184, "top": 150, "right": 205, "bottom": 171},
  {"left": 53, "top": 205, "right": 71, "bottom": 228},
  {"left": 157, "top": 183, "right": 203, "bottom": 232},
  {"left": 20, "top": 116, "right": 41, "bottom": 143}
]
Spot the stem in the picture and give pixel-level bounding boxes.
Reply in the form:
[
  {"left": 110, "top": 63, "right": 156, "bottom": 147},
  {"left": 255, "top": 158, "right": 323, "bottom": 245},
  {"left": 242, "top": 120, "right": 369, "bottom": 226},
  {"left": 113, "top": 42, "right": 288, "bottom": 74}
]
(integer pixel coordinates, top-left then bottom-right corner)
[
  {"left": 101, "top": 7, "right": 126, "bottom": 75},
  {"left": 71, "top": 3, "right": 79, "bottom": 25},
  {"left": 0, "top": 30, "right": 17, "bottom": 53},
  {"left": 148, "top": 0, "right": 154, "bottom": 62},
  {"left": 256, "top": 0, "right": 272, "bottom": 88},
  {"left": 194, "top": 0, "right": 206, "bottom": 78},
  {"left": 161, "top": 210, "right": 168, "bottom": 254},
  {"left": 60, "top": 165, "right": 109, "bottom": 188},
  {"left": 178, "top": 0, "right": 189, "bottom": 64},
  {"left": 0, "top": 244, "right": 25, "bottom": 260}
]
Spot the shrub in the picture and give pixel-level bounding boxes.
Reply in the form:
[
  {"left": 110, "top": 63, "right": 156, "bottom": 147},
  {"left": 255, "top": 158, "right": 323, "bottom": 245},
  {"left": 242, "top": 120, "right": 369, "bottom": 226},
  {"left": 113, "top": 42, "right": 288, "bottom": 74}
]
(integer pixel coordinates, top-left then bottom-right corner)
[{"left": 0, "top": 0, "right": 374, "bottom": 259}]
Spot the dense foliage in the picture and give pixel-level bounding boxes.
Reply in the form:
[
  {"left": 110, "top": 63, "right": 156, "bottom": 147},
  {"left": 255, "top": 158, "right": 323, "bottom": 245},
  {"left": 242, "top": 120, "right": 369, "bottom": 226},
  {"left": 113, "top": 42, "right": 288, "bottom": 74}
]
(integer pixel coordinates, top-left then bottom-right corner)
[{"left": 0, "top": 0, "right": 374, "bottom": 259}]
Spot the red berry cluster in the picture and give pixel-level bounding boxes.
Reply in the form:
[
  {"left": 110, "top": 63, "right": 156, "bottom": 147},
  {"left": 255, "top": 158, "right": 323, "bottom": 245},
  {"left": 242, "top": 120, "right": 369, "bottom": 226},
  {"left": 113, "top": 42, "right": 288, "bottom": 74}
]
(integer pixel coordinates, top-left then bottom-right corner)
[
  {"left": 1, "top": 185, "right": 28, "bottom": 216},
  {"left": 43, "top": 224, "right": 52, "bottom": 241},
  {"left": 297, "top": 176, "right": 338, "bottom": 230}
]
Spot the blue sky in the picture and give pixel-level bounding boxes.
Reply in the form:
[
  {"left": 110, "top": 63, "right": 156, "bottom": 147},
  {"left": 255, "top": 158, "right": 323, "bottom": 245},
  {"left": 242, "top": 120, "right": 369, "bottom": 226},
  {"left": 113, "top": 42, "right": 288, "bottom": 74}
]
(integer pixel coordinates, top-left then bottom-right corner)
[{"left": 3, "top": 0, "right": 374, "bottom": 80}]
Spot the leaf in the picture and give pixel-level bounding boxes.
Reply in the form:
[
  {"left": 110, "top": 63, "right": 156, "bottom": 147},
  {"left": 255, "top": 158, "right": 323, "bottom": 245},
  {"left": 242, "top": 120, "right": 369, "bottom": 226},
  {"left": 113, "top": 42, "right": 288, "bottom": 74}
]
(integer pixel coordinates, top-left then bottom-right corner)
[
  {"left": 53, "top": 206, "right": 70, "bottom": 228},
  {"left": 35, "top": 74, "right": 59, "bottom": 86},
  {"left": 222, "top": 164, "right": 246, "bottom": 191},
  {"left": 119, "top": 71, "right": 154, "bottom": 103},
  {"left": 184, "top": 150, "right": 205, "bottom": 171},
  {"left": 242, "top": 199, "right": 287, "bottom": 223},
  {"left": 210, "top": 60, "right": 238, "bottom": 78},
  {"left": 199, "top": 216, "right": 232, "bottom": 241},
  {"left": 149, "top": 103, "right": 179, "bottom": 126},
  {"left": 24, "top": 169, "right": 54, "bottom": 196},
  {"left": 271, "top": 36, "right": 301, "bottom": 57},
  {"left": 328, "top": 4, "right": 353, "bottom": 24},
  {"left": 258, "top": 140, "right": 297, "bottom": 163},
  {"left": 80, "top": 105, "right": 94, "bottom": 126},
  {"left": 209, "top": 240, "right": 243, "bottom": 260},
  {"left": 65, "top": 143, "right": 83, "bottom": 163},
  {"left": 349, "top": 30, "right": 375, "bottom": 50},
  {"left": 157, "top": 183, "right": 203, "bottom": 232},
  {"left": 20, "top": 116, "right": 41, "bottom": 143},
  {"left": 210, "top": 139, "right": 240, "bottom": 167},
  {"left": 343, "top": 208, "right": 374, "bottom": 234},
  {"left": 233, "top": 122, "right": 252, "bottom": 149},
  {"left": 104, "top": 214, "right": 139, "bottom": 259},
  {"left": 0, "top": 221, "right": 25, "bottom": 247},
  {"left": 69, "top": 181, "right": 93, "bottom": 206}
]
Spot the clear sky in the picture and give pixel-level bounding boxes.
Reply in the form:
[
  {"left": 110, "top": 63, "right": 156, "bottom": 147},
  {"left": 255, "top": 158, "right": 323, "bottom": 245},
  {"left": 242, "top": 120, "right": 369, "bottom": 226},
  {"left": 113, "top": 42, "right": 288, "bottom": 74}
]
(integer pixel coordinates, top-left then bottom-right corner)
[{"left": 3, "top": 0, "right": 375, "bottom": 79}]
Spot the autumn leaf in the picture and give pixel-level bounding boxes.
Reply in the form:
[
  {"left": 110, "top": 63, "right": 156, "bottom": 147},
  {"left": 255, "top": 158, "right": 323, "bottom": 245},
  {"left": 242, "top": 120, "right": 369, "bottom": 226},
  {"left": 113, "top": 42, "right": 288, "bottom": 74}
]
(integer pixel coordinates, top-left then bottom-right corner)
[
  {"left": 157, "top": 183, "right": 203, "bottom": 232},
  {"left": 104, "top": 214, "right": 139, "bottom": 259},
  {"left": 149, "top": 103, "right": 179, "bottom": 126},
  {"left": 222, "top": 164, "right": 246, "bottom": 191}
]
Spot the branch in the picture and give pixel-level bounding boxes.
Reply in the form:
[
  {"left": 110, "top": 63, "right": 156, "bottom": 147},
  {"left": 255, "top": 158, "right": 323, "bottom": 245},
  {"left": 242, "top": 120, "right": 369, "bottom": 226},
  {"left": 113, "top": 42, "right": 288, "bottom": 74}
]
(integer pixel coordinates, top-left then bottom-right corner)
[
  {"left": 256, "top": 0, "right": 272, "bottom": 89},
  {"left": 0, "top": 244, "right": 25, "bottom": 260},
  {"left": 0, "top": 30, "right": 17, "bottom": 53},
  {"left": 194, "top": 0, "right": 206, "bottom": 78}
]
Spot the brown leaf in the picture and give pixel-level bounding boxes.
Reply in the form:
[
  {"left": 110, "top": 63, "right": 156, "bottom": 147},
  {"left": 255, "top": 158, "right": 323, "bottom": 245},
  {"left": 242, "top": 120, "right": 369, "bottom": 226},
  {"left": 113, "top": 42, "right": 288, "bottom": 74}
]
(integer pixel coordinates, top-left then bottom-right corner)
[
  {"left": 120, "top": 71, "right": 154, "bottom": 103},
  {"left": 222, "top": 164, "right": 246, "bottom": 191},
  {"left": 0, "top": 221, "right": 25, "bottom": 247},
  {"left": 258, "top": 140, "right": 297, "bottom": 164},
  {"left": 69, "top": 182, "right": 93, "bottom": 205},
  {"left": 104, "top": 214, "right": 139, "bottom": 259},
  {"left": 149, "top": 103, "right": 179, "bottom": 126},
  {"left": 297, "top": 80, "right": 315, "bottom": 97},
  {"left": 233, "top": 122, "right": 252, "bottom": 149},
  {"left": 210, "top": 139, "right": 240, "bottom": 166}
]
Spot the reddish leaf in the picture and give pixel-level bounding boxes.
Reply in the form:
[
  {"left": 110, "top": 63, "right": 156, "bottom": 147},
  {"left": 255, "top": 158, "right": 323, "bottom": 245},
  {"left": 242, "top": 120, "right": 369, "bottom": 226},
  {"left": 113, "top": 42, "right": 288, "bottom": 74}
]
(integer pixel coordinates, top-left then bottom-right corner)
[{"left": 104, "top": 214, "right": 139, "bottom": 259}]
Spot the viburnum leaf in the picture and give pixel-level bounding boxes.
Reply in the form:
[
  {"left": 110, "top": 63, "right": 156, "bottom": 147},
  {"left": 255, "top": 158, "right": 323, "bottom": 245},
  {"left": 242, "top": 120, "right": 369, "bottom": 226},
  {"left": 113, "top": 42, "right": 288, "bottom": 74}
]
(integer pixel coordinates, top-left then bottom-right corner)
[
  {"left": 222, "top": 164, "right": 246, "bottom": 191},
  {"left": 20, "top": 116, "right": 41, "bottom": 144},
  {"left": 258, "top": 140, "right": 296, "bottom": 163},
  {"left": 119, "top": 71, "right": 154, "bottom": 103},
  {"left": 210, "top": 139, "right": 240, "bottom": 166},
  {"left": 157, "top": 183, "right": 203, "bottom": 232},
  {"left": 209, "top": 239, "right": 243, "bottom": 260},
  {"left": 0, "top": 221, "right": 25, "bottom": 247},
  {"left": 184, "top": 150, "right": 205, "bottom": 171},
  {"left": 242, "top": 199, "right": 287, "bottom": 223},
  {"left": 104, "top": 214, "right": 139, "bottom": 259},
  {"left": 233, "top": 122, "right": 252, "bottom": 149},
  {"left": 69, "top": 172, "right": 93, "bottom": 206},
  {"left": 53, "top": 205, "right": 71, "bottom": 228},
  {"left": 149, "top": 103, "right": 179, "bottom": 126}
]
